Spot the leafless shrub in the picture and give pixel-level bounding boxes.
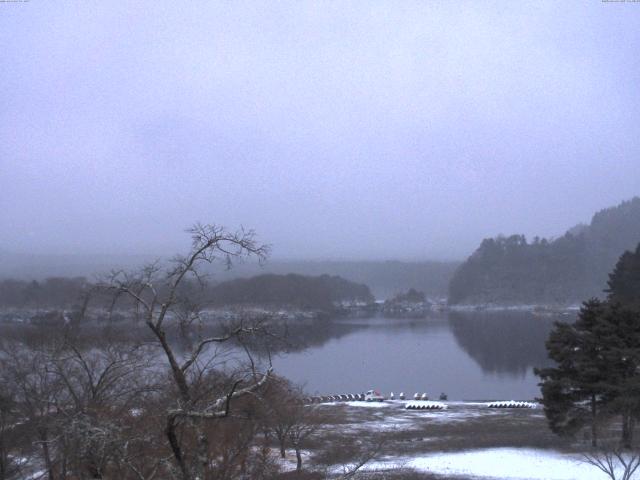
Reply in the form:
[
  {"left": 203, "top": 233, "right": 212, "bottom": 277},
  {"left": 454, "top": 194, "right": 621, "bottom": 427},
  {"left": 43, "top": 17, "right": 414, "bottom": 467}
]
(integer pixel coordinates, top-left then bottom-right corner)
[
  {"left": 0, "top": 390, "right": 23, "bottom": 480},
  {"left": 583, "top": 444, "right": 640, "bottom": 480}
]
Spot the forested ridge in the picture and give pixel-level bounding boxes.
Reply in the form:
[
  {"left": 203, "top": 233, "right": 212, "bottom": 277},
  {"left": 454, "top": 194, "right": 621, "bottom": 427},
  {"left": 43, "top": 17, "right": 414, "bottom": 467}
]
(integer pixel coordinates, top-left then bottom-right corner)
[
  {"left": 449, "top": 197, "right": 640, "bottom": 305},
  {"left": 0, "top": 273, "right": 373, "bottom": 312},
  {"left": 207, "top": 273, "right": 374, "bottom": 309},
  {"left": 0, "top": 257, "right": 458, "bottom": 299}
]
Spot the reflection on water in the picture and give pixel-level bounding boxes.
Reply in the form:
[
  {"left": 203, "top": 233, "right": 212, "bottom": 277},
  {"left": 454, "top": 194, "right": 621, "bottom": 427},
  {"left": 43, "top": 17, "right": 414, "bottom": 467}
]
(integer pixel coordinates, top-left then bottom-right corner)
[
  {"left": 272, "top": 311, "right": 569, "bottom": 401},
  {"left": 448, "top": 312, "right": 557, "bottom": 376}
]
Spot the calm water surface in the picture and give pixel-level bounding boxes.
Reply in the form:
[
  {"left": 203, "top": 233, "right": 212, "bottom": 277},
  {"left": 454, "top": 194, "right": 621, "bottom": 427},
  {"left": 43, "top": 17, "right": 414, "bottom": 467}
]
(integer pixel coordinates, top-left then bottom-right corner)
[{"left": 272, "top": 311, "right": 571, "bottom": 401}]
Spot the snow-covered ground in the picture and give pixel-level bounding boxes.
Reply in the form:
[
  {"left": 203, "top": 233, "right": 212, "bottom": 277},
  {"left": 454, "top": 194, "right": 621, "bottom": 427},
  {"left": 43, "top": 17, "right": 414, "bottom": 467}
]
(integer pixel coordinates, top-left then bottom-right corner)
[
  {"left": 315, "top": 401, "right": 617, "bottom": 479},
  {"left": 273, "top": 449, "right": 312, "bottom": 472},
  {"left": 368, "top": 448, "right": 613, "bottom": 480}
]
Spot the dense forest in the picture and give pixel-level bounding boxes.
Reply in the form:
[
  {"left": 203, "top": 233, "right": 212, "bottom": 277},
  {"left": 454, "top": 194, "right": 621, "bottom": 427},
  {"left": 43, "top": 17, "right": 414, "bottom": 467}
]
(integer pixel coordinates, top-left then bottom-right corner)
[
  {"left": 0, "top": 277, "right": 89, "bottom": 309},
  {"left": 449, "top": 197, "right": 640, "bottom": 305},
  {"left": 207, "top": 273, "right": 373, "bottom": 310},
  {"left": 242, "top": 260, "right": 458, "bottom": 299},
  {"left": 0, "top": 273, "right": 373, "bottom": 312}
]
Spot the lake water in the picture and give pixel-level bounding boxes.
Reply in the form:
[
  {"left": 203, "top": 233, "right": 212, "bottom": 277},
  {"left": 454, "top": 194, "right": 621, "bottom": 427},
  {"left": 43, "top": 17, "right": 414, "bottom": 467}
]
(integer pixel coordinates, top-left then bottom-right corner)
[{"left": 271, "top": 311, "right": 571, "bottom": 401}]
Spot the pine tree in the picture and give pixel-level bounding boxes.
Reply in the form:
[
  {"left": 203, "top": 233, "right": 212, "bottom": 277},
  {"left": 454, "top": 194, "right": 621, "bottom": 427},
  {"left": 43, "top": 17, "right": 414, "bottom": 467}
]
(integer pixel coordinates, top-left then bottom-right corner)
[
  {"left": 593, "top": 304, "right": 640, "bottom": 447},
  {"left": 536, "top": 299, "right": 609, "bottom": 446},
  {"left": 538, "top": 244, "right": 640, "bottom": 447},
  {"left": 606, "top": 243, "right": 640, "bottom": 311}
]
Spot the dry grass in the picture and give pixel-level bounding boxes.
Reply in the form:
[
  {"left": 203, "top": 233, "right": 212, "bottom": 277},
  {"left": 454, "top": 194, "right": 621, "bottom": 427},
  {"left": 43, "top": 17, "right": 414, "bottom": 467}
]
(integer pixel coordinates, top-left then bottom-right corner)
[{"left": 279, "top": 401, "right": 581, "bottom": 479}]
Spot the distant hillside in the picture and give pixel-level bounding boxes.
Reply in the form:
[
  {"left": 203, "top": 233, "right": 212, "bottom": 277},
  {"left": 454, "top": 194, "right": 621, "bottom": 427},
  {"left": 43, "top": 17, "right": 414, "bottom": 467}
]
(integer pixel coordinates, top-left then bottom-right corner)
[
  {"left": 0, "top": 256, "right": 458, "bottom": 300},
  {"left": 448, "top": 197, "right": 640, "bottom": 305},
  {"left": 0, "top": 273, "right": 373, "bottom": 313},
  {"left": 206, "top": 273, "right": 374, "bottom": 310},
  {"left": 214, "top": 260, "right": 459, "bottom": 300}
]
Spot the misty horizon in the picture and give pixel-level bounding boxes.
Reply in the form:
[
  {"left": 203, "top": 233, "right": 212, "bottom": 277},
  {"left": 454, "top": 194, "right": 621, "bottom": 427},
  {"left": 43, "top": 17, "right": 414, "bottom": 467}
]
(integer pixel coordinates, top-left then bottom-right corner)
[
  {"left": 1, "top": 195, "right": 636, "bottom": 264},
  {"left": 2, "top": 2, "right": 640, "bottom": 261}
]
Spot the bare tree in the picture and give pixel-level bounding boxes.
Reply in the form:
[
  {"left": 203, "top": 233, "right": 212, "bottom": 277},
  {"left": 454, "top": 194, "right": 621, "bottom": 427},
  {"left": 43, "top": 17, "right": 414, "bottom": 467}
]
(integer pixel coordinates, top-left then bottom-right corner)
[
  {"left": 0, "top": 390, "right": 21, "bottom": 480},
  {"left": 0, "top": 223, "right": 388, "bottom": 480},
  {"left": 98, "top": 224, "right": 274, "bottom": 480},
  {"left": 287, "top": 407, "right": 322, "bottom": 473},
  {"left": 583, "top": 445, "right": 640, "bottom": 480},
  {"left": 0, "top": 322, "right": 162, "bottom": 480},
  {"left": 51, "top": 332, "right": 158, "bottom": 479},
  {"left": 261, "top": 380, "right": 302, "bottom": 460},
  {"left": 334, "top": 439, "right": 387, "bottom": 480},
  {"left": 261, "top": 378, "right": 322, "bottom": 472},
  {"left": 0, "top": 335, "right": 64, "bottom": 480}
]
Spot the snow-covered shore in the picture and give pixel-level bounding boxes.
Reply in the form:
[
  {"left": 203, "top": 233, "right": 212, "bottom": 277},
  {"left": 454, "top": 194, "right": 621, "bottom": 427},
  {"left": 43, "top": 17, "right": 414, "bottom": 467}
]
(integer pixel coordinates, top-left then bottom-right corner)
[
  {"left": 366, "top": 448, "right": 612, "bottom": 480},
  {"left": 314, "top": 401, "right": 612, "bottom": 479},
  {"left": 446, "top": 303, "right": 581, "bottom": 314}
]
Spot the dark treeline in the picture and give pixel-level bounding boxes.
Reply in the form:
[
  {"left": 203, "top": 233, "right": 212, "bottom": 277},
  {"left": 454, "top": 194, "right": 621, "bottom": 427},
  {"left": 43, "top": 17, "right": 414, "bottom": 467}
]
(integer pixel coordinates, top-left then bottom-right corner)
[
  {"left": 386, "top": 288, "right": 426, "bottom": 304},
  {"left": 0, "top": 256, "right": 459, "bottom": 300},
  {"left": 208, "top": 273, "right": 373, "bottom": 310},
  {"left": 0, "top": 273, "right": 373, "bottom": 312},
  {"left": 0, "top": 277, "right": 89, "bottom": 309},
  {"left": 449, "top": 197, "right": 640, "bottom": 305},
  {"left": 228, "top": 260, "right": 458, "bottom": 299}
]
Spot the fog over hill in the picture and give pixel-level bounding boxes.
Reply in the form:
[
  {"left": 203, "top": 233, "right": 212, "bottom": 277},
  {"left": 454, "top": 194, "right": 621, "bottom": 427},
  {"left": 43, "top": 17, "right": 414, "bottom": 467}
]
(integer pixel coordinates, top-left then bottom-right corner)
[
  {"left": 3, "top": 3, "right": 640, "bottom": 263},
  {"left": 449, "top": 197, "right": 640, "bottom": 305},
  {"left": 0, "top": 253, "right": 458, "bottom": 300}
]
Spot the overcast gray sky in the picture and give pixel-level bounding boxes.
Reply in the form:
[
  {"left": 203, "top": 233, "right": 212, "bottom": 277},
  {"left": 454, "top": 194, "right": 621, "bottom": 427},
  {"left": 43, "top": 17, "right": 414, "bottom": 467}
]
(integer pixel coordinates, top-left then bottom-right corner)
[{"left": 1, "top": 1, "right": 639, "bottom": 260}]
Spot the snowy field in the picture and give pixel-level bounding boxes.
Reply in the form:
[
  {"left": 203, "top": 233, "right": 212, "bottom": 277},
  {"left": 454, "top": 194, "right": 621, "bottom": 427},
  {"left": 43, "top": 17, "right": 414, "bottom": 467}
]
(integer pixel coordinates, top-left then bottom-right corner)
[
  {"left": 368, "top": 448, "right": 613, "bottom": 480},
  {"left": 313, "top": 401, "right": 615, "bottom": 479}
]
